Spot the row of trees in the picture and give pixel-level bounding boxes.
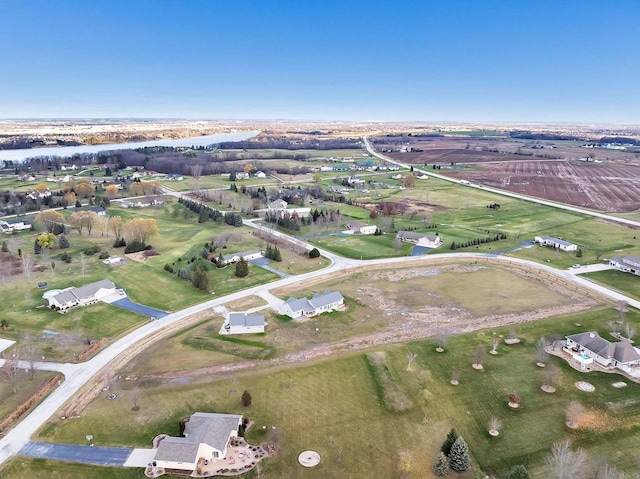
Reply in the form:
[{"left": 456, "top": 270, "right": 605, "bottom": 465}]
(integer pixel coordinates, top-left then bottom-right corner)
[{"left": 449, "top": 233, "right": 508, "bottom": 250}]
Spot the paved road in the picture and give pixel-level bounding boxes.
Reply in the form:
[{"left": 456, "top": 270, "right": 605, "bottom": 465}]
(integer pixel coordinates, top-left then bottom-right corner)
[
  {"left": 109, "top": 297, "right": 169, "bottom": 319},
  {"left": 19, "top": 441, "right": 133, "bottom": 466},
  {"left": 1, "top": 226, "right": 639, "bottom": 467},
  {"left": 362, "top": 137, "right": 640, "bottom": 229}
]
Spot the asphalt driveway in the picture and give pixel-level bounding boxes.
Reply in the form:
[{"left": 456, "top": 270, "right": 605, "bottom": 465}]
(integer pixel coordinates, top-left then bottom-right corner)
[
  {"left": 110, "top": 297, "right": 168, "bottom": 319},
  {"left": 19, "top": 441, "right": 133, "bottom": 466}
]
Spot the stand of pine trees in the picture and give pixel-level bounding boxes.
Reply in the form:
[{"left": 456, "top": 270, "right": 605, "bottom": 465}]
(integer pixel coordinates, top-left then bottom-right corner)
[{"left": 265, "top": 244, "right": 282, "bottom": 262}]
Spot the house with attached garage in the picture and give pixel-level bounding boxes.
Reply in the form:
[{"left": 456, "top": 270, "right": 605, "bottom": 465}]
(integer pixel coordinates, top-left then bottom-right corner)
[
  {"left": 280, "top": 291, "right": 344, "bottom": 320},
  {"left": 609, "top": 254, "right": 640, "bottom": 277},
  {"left": 565, "top": 331, "right": 640, "bottom": 373},
  {"left": 45, "top": 279, "right": 116, "bottom": 313},
  {"left": 345, "top": 221, "right": 377, "bottom": 235},
  {"left": 152, "top": 412, "right": 243, "bottom": 474},
  {"left": 221, "top": 313, "right": 266, "bottom": 334},
  {"left": 220, "top": 249, "right": 262, "bottom": 265},
  {"left": 395, "top": 230, "right": 443, "bottom": 248},
  {"left": 0, "top": 218, "right": 32, "bottom": 234},
  {"left": 534, "top": 235, "right": 578, "bottom": 252}
]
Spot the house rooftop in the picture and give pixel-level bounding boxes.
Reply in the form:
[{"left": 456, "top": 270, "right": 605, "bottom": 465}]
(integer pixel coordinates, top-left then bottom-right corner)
[
  {"left": 50, "top": 279, "right": 115, "bottom": 304},
  {"left": 228, "top": 313, "right": 265, "bottom": 328},
  {"left": 396, "top": 230, "right": 425, "bottom": 240},
  {"left": 539, "top": 235, "right": 575, "bottom": 247}
]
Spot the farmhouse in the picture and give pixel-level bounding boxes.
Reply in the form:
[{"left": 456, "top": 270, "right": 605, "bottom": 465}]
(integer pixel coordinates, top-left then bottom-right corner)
[
  {"left": 395, "top": 231, "right": 443, "bottom": 248},
  {"left": 345, "top": 221, "right": 377, "bottom": 235},
  {"left": 220, "top": 249, "right": 262, "bottom": 265},
  {"left": 534, "top": 235, "right": 578, "bottom": 252},
  {"left": 153, "top": 412, "right": 243, "bottom": 474},
  {"left": 565, "top": 331, "right": 640, "bottom": 373},
  {"left": 222, "top": 313, "right": 266, "bottom": 334},
  {"left": 280, "top": 291, "right": 344, "bottom": 320},
  {"left": 46, "top": 279, "right": 116, "bottom": 313},
  {"left": 609, "top": 255, "right": 640, "bottom": 277},
  {"left": 0, "top": 218, "right": 32, "bottom": 234}
]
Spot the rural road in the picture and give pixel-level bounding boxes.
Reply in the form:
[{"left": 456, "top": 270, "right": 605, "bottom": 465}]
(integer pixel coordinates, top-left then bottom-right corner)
[
  {"left": 0, "top": 241, "right": 639, "bottom": 466},
  {"left": 362, "top": 137, "right": 640, "bottom": 229}
]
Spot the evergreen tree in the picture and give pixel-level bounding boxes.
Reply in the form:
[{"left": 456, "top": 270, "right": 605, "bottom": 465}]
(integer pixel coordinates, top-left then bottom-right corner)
[
  {"left": 448, "top": 436, "right": 471, "bottom": 472},
  {"left": 309, "top": 247, "right": 320, "bottom": 258},
  {"left": 198, "top": 208, "right": 208, "bottom": 223},
  {"left": 235, "top": 257, "right": 249, "bottom": 277},
  {"left": 265, "top": 244, "right": 272, "bottom": 259},
  {"left": 441, "top": 429, "right": 458, "bottom": 456},
  {"left": 273, "top": 246, "right": 282, "bottom": 262},
  {"left": 216, "top": 251, "right": 225, "bottom": 268},
  {"left": 576, "top": 248, "right": 583, "bottom": 258},
  {"left": 505, "top": 464, "right": 530, "bottom": 479},
  {"left": 433, "top": 452, "right": 450, "bottom": 477},
  {"left": 241, "top": 390, "right": 252, "bottom": 407},
  {"left": 1, "top": 241, "right": 7, "bottom": 253},
  {"left": 34, "top": 238, "right": 42, "bottom": 254}
]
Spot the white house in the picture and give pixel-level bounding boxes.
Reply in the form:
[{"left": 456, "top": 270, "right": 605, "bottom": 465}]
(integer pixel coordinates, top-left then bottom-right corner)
[
  {"left": 0, "top": 219, "right": 32, "bottom": 234},
  {"left": 347, "top": 176, "right": 365, "bottom": 186},
  {"left": 266, "top": 199, "right": 311, "bottom": 218},
  {"left": 28, "top": 189, "right": 51, "bottom": 201},
  {"left": 534, "top": 235, "right": 578, "bottom": 252},
  {"left": 220, "top": 249, "right": 262, "bottom": 265},
  {"left": 565, "top": 331, "right": 640, "bottom": 373},
  {"left": 280, "top": 291, "right": 345, "bottom": 320},
  {"left": 102, "top": 256, "right": 125, "bottom": 266},
  {"left": 153, "top": 412, "right": 243, "bottom": 474},
  {"left": 395, "top": 231, "right": 443, "bottom": 248},
  {"left": 254, "top": 171, "right": 267, "bottom": 179},
  {"left": 609, "top": 255, "right": 640, "bottom": 277},
  {"left": 88, "top": 206, "right": 106, "bottom": 216},
  {"left": 222, "top": 313, "right": 266, "bottom": 334},
  {"left": 416, "top": 174, "right": 429, "bottom": 180},
  {"left": 345, "top": 221, "right": 377, "bottom": 235},
  {"left": 46, "top": 279, "right": 116, "bottom": 313},
  {"left": 268, "top": 199, "right": 288, "bottom": 211}
]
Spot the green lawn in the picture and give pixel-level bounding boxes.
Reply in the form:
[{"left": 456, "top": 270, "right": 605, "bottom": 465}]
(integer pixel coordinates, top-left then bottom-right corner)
[
  {"left": 581, "top": 269, "right": 640, "bottom": 302},
  {"left": 0, "top": 459, "right": 140, "bottom": 479}
]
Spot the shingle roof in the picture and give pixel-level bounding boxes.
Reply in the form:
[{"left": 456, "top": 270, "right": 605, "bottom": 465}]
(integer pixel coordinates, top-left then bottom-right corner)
[
  {"left": 540, "top": 236, "right": 574, "bottom": 247},
  {"left": 228, "top": 313, "right": 265, "bottom": 328},
  {"left": 396, "top": 230, "right": 425, "bottom": 240},
  {"left": 310, "top": 291, "right": 344, "bottom": 309},
  {"left": 50, "top": 279, "right": 115, "bottom": 304},
  {"left": 284, "top": 297, "right": 315, "bottom": 314},
  {"left": 567, "top": 331, "right": 640, "bottom": 364}
]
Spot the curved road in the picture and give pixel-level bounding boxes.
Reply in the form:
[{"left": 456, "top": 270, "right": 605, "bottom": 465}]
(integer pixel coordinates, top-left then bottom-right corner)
[{"left": 362, "top": 137, "right": 640, "bottom": 229}]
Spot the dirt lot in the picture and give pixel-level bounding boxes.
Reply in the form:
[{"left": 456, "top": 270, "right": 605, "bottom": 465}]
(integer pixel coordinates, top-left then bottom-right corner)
[{"left": 453, "top": 161, "right": 640, "bottom": 212}]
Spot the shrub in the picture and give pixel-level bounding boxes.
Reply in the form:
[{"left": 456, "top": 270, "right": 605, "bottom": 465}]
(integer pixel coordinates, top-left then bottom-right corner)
[
  {"left": 124, "top": 241, "right": 148, "bottom": 254},
  {"left": 433, "top": 452, "right": 450, "bottom": 477},
  {"left": 113, "top": 237, "right": 126, "bottom": 248},
  {"left": 61, "top": 252, "right": 72, "bottom": 263},
  {"left": 505, "top": 464, "right": 530, "bottom": 479},
  {"left": 448, "top": 437, "right": 471, "bottom": 472},
  {"left": 83, "top": 245, "right": 101, "bottom": 255},
  {"left": 309, "top": 247, "right": 320, "bottom": 258},
  {"left": 441, "top": 429, "right": 458, "bottom": 456},
  {"left": 98, "top": 251, "right": 110, "bottom": 259},
  {"left": 241, "top": 390, "right": 252, "bottom": 407}
]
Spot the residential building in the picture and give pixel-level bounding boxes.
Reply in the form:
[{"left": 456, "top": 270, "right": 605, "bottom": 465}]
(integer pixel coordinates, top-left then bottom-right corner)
[
  {"left": 565, "top": 331, "right": 640, "bottom": 373},
  {"left": 280, "top": 291, "right": 345, "bottom": 320},
  {"left": 534, "top": 235, "right": 578, "bottom": 252},
  {"left": 609, "top": 255, "right": 640, "bottom": 277},
  {"left": 254, "top": 171, "right": 267, "bottom": 178},
  {"left": 220, "top": 249, "right": 262, "bottom": 265},
  {"left": 345, "top": 221, "right": 377, "bottom": 235},
  {"left": 0, "top": 219, "right": 32, "bottom": 234},
  {"left": 223, "top": 313, "right": 266, "bottom": 334},
  {"left": 395, "top": 231, "right": 443, "bottom": 248},
  {"left": 153, "top": 412, "right": 243, "bottom": 474},
  {"left": 46, "top": 279, "right": 116, "bottom": 313}
]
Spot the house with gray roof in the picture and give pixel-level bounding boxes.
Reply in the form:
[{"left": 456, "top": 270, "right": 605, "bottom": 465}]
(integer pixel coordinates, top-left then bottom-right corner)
[
  {"left": 280, "top": 291, "right": 344, "bottom": 319},
  {"left": 220, "top": 249, "right": 262, "bottom": 266},
  {"left": 566, "top": 331, "right": 640, "bottom": 373},
  {"left": 534, "top": 235, "right": 578, "bottom": 252},
  {"left": 222, "top": 313, "right": 266, "bottom": 334},
  {"left": 396, "top": 230, "right": 442, "bottom": 248},
  {"left": 46, "top": 279, "right": 116, "bottom": 313},
  {"left": 609, "top": 254, "right": 640, "bottom": 277},
  {"left": 153, "top": 412, "right": 243, "bottom": 474}
]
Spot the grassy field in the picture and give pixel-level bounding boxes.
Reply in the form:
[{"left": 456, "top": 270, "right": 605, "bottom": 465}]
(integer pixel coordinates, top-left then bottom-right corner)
[
  {"left": 0, "top": 459, "right": 140, "bottom": 479},
  {"left": 31, "top": 306, "right": 640, "bottom": 478},
  {"left": 581, "top": 269, "right": 640, "bottom": 302},
  {"left": 0, "top": 372, "right": 58, "bottom": 424}
]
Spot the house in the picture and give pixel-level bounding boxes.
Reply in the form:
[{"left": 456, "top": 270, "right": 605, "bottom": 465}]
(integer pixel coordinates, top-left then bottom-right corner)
[
  {"left": 268, "top": 199, "right": 288, "bottom": 211},
  {"left": 416, "top": 174, "right": 429, "bottom": 180},
  {"left": 222, "top": 313, "right": 266, "bottom": 334},
  {"left": 610, "top": 255, "right": 640, "bottom": 277},
  {"left": 347, "top": 176, "right": 365, "bottom": 186},
  {"left": 102, "top": 256, "right": 125, "bottom": 266},
  {"left": 153, "top": 412, "right": 243, "bottom": 474},
  {"left": 0, "top": 219, "right": 32, "bottom": 234},
  {"left": 395, "top": 231, "right": 442, "bottom": 248},
  {"left": 534, "top": 235, "right": 578, "bottom": 252},
  {"left": 280, "top": 291, "right": 344, "bottom": 320},
  {"left": 165, "top": 174, "right": 184, "bottom": 181},
  {"left": 565, "top": 331, "right": 640, "bottom": 373},
  {"left": 254, "top": 171, "right": 267, "bottom": 179},
  {"left": 345, "top": 221, "right": 377, "bottom": 235},
  {"left": 28, "top": 189, "right": 51, "bottom": 201},
  {"left": 267, "top": 199, "right": 311, "bottom": 219},
  {"left": 234, "top": 172, "right": 250, "bottom": 180},
  {"left": 220, "top": 249, "right": 262, "bottom": 265},
  {"left": 46, "top": 279, "right": 116, "bottom": 313},
  {"left": 88, "top": 206, "right": 106, "bottom": 216}
]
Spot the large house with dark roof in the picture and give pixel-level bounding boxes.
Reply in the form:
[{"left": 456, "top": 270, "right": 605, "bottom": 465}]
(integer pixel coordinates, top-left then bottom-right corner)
[
  {"left": 609, "top": 254, "right": 640, "bottom": 277},
  {"left": 46, "top": 279, "right": 116, "bottom": 313},
  {"left": 280, "top": 291, "right": 344, "bottom": 320},
  {"left": 153, "top": 412, "right": 243, "bottom": 474},
  {"left": 565, "top": 331, "right": 640, "bottom": 373}
]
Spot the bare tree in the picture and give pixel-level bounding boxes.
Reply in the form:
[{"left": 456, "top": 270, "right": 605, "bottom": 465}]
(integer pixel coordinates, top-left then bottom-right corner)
[
  {"left": 473, "top": 346, "right": 485, "bottom": 369},
  {"left": 450, "top": 369, "right": 460, "bottom": 385},
  {"left": 593, "top": 457, "right": 624, "bottom": 479},
  {"left": 624, "top": 323, "right": 636, "bottom": 341},
  {"left": 435, "top": 328, "right": 451, "bottom": 352},
  {"left": 607, "top": 320, "right": 621, "bottom": 334},
  {"left": 488, "top": 417, "right": 502, "bottom": 435},
  {"left": 542, "top": 364, "right": 561, "bottom": 390},
  {"left": 21, "top": 254, "right": 35, "bottom": 278},
  {"left": 0, "top": 353, "right": 22, "bottom": 394},
  {"left": 130, "top": 387, "right": 141, "bottom": 411},
  {"left": 546, "top": 440, "right": 587, "bottom": 479},
  {"left": 565, "top": 401, "right": 584, "bottom": 429},
  {"left": 616, "top": 301, "right": 628, "bottom": 322},
  {"left": 22, "top": 333, "right": 37, "bottom": 380},
  {"left": 536, "top": 337, "right": 550, "bottom": 366},
  {"left": 79, "top": 253, "right": 88, "bottom": 277},
  {"left": 190, "top": 163, "right": 203, "bottom": 179},
  {"left": 406, "top": 352, "right": 418, "bottom": 371},
  {"left": 491, "top": 337, "right": 499, "bottom": 354},
  {"left": 393, "top": 237, "right": 403, "bottom": 253}
]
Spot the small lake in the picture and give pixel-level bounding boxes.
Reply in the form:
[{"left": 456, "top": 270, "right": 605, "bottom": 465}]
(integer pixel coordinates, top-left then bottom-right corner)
[{"left": 0, "top": 131, "right": 260, "bottom": 163}]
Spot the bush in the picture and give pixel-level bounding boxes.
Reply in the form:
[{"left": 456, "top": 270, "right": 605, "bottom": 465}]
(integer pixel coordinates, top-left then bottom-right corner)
[
  {"left": 113, "top": 237, "right": 126, "bottom": 248},
  {"left": 61, "top": 252, "right": 72, "bottom": 263},
  {"left": 241, "top": 390, "right": 252, "bottom": 407},
  {"left": 433, "top": 452, "right": 450, "bottom": 477},
  {"left": 58, "top": 234, "right": 69, "bottom": 249},
  {"left": 309, "top": 247, "right": 320, "bottom": 258},
  {"left": 98, "top": 251, "right": 109, "bottom": 259},
  {"left": 83, "top": 245, "right": 101, "bottom": 255},
  {"left": 124, "top": 241, "right": 148, "bottom": 254},
  {"left": 505, "top": 464, "right": 530, "bottom": 479}
]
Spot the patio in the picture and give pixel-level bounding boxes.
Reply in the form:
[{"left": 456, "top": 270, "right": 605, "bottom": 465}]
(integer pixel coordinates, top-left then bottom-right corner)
[{"left": 193, "top": 438, "right": 269, "bottom": 477}]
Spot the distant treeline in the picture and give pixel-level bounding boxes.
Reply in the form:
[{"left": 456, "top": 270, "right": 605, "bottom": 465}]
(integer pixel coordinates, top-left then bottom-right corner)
[
  {"left": 217, "top": 138, "right": 361, "bottom": 150},
  {"left": 508, "top": 131, "right": 587, "bottom": 141}
]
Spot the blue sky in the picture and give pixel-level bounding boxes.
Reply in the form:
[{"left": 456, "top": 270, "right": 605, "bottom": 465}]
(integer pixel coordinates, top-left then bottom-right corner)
[{"left": 1, "top": 0, "right": 639, "bottom": 123}]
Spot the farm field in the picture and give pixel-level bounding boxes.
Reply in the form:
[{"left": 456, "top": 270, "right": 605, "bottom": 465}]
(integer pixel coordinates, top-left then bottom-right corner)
[{"left": 31, "top": 307, "right": 640, "bottom": 478}]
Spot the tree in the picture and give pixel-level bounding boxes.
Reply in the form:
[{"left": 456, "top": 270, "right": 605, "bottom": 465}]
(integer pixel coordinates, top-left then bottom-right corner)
[
  {"left": 406, "top": 352, "right": 418, "bottom": 371},
  {"left": 75, "top": 180, "right": 94, "bottom": 198},
  {"left": 546, "top": 440, "right": 587, "bottom": 479},
  {"left": 36, "top": 210, "right": 65, "bottom": 233},
  {"left": 624, "top": 322, "right": 636, "bottom": 341},
  {"left": 21, "top": 254, "right": 34, "bottom": 278},
  {"left": 473, "top": 346, "right": 485, "bottom": 369},
  {"left": 435, "top": 328, "right": 451, "bottom": 352},
  {"left": 1, "top": 241, "right": 8, "bottom": 253},
  {"left": 576, "top": 248, "right": 583, "bottom": 258},
  {"left": 535, "top": 337, "right": 549, "bottom": 366},
  {"left": 68, "top": 211, "right": 97, "bottom": 235},
  {"left": 488, "top": 417, "right": 502, "bottom": 435},
  {"left": 593, "top": 458, "right": 624, "bottom": 479},
  {"left": 58, "top": 234, "right": 69, "bottom": 249},
  {"left": 241, "top": 390, "right": 252, "bottom": 407},
  {"left": 37, "top": 232, "right": 56, "bottom": 250},
  {"left": 122, "top": 218, "right": 158, "bottom": 244},
  {"left": 105, "top": 184, "right": 119, "bottom": 198},
  {"left": 0, "top": 354, "right": 21, "bottom": 394},
  {"left": 403, "top": 172, "right": 416, "bottom": 188},
  {"left": 309, "top": 247, "right": 320, "bottom": 258},
  {"left": 448, "top": 436, "right": 471, "bottom": 472},
  {"left": 313, "top": 173, "right": 321, "bottom": 182},
  {"left": 108, "top": 216, "right": 123, "bottom": 239},
  {"left": 441, "top": 429, "right": 458, "bottom": 456},
  {"left": 235, "top": 257, "right": 249, "bottom": 278},
  {"left": 505, "top": 464, "right": 530, "bottom": 479},
  {"left": 433, "top": 452, "right": 450, "bottom": 477},
  {"left": 565, "top": 401, "right": 584, "bottom": 429}
]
